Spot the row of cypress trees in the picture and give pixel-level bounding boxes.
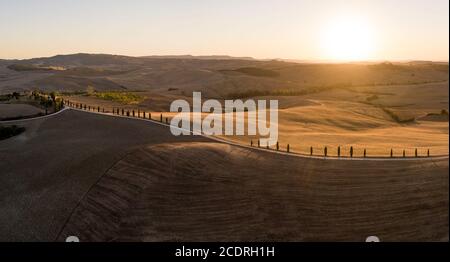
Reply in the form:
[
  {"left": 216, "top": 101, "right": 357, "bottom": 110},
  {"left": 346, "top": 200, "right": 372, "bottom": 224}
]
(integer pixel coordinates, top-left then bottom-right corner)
[{"left": 249, "top": 139, "right": 431, "bottom": 158}]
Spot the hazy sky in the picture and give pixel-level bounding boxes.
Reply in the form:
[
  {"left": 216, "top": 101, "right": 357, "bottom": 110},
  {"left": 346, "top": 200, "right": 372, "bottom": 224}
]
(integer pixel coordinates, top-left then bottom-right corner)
[{"left": 0, "top": 0, "right": 448, "bottom": 61}]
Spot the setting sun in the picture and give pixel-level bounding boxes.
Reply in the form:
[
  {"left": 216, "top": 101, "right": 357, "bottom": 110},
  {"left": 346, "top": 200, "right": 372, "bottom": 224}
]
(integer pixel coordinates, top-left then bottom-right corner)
[{"left": 320, "top": 16, "right": 375, "bottom": 61}]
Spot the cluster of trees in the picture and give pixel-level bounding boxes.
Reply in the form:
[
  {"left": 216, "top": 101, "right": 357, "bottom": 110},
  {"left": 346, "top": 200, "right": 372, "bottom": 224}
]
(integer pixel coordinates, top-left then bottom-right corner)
[
  {"left": 0, "top": 92, "right": 20, "bottom": 101},
  {"left": 31, "top": 90, "right": 64, "bottom": 113}
]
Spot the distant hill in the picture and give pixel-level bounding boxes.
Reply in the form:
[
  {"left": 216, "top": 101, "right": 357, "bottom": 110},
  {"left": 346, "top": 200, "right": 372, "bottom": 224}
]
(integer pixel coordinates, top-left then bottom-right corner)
[
  {"left": 0, "top": 53, "right": 448, "bottom": 96},
  {"left": 140, "top": 55, "right": 255, "bottom": 60},
  {"left": 7, "top": 53, "right": 254, "bottom": 67},
  {"left": 24, "top": 53, "right": 143, "bottom": 67}
]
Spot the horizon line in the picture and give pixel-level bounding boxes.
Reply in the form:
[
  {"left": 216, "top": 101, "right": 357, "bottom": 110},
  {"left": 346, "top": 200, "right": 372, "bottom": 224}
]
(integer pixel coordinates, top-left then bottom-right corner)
[{"left": 1, "top": 52, "right": 448, "bottom": 64}]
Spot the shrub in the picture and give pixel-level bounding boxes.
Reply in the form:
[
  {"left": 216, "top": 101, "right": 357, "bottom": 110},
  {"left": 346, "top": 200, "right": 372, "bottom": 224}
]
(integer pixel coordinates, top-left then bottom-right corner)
[
  {"left": 12, "top": 92, "right": 20, "bottom": 99},
  {"left": 0, "top": 125, "right": 26, "bottom": 140},
  {"left": 89, "top": 91, "right": 144, "bottom": 104}
]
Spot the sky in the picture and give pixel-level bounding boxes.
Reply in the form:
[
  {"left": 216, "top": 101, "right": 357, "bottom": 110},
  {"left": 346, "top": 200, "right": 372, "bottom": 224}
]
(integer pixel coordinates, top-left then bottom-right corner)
[{"left": 0, "top": 0, "right": 448, "bottom": 61}]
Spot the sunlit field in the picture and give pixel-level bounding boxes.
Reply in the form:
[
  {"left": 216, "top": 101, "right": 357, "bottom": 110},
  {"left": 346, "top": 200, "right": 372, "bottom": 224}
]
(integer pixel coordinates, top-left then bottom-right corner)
[{"left": 60, "top": 62, "right": 449, "bottom": 157}]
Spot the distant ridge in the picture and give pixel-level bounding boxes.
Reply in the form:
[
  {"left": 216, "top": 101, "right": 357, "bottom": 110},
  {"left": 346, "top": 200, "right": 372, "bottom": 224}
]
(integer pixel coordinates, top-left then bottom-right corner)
[
  {"left": 139, "top": 55, "right": 255, "bottom": 60},
  {"left": 2, "top": 53, "right": 256, "bottom": 67}
]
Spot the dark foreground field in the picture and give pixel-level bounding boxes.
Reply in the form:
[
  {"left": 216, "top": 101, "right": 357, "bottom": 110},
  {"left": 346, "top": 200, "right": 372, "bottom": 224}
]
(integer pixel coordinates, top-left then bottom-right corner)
[{"left": 0, "top": 109, "right": 448, "bottom": 241}]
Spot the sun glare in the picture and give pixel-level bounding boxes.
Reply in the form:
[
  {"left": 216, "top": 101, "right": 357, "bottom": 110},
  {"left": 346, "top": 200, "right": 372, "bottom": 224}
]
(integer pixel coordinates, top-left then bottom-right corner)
[{"left": 321, "top": 16, "right": 375, "bottom": 61}]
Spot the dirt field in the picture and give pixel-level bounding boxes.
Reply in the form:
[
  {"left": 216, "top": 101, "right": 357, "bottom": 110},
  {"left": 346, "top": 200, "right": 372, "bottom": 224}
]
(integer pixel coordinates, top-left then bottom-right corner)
[
  {"left": 58, "top": 142, "right": 448, "bottom": 242},
  {"left": 0, "top": 109, "right": 447, "bottom": 241},
  {"left": 0, "top": 103, "right": 43, "bottom": 120},
  {"left": 0, "top": 109, "right": 206, "bottom": 241}
]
